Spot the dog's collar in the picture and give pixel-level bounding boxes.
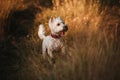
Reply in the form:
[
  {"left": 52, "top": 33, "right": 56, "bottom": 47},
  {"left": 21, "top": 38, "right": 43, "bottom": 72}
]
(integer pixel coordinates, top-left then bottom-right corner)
[{"left": 51, "top": 34, "right": 61, "bottom": 39}]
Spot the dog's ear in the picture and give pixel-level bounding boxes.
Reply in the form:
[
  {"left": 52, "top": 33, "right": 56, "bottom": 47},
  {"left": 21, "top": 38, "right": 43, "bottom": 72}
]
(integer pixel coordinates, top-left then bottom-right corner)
[
  {"left": 49, "top": 16, "right": 55, "bottom": 23},
  {"left": 57, "top": 16, "right": 62, "bottom": 20},
  {"left": 57, "top": 16, "right": 64, "bottom": 22},
  {"left": 49, "top": 16, "right": 55, "bottom": 30}
]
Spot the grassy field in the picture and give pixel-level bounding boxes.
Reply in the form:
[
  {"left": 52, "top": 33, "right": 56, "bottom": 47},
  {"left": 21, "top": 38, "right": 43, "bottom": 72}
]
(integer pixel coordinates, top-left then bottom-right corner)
[{"left": 0, "top": 0, "right": 120, "bottom": 80}]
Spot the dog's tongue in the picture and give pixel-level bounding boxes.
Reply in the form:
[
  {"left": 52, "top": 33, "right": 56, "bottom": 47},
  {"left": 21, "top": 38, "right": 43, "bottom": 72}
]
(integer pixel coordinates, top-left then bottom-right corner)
[{"left": 60, "top": 31, "right": 65, "bottom": 36}]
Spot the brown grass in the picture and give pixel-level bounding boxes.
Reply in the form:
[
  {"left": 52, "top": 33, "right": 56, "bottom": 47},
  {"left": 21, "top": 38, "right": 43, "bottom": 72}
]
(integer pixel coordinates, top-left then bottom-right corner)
[{"left": 0, "top": 0, "right": 120, "bottom": 80}]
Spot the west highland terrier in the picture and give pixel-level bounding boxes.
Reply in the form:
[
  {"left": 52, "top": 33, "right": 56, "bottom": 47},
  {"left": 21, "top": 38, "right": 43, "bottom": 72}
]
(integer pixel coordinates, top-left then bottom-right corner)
[{"left": 38, "top": 16, "right": 68, "bottom": 59}]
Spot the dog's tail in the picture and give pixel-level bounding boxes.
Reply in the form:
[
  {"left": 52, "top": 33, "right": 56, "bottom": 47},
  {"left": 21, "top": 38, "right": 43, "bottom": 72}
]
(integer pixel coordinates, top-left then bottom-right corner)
[{"left": 38, "top": 24, "right": 46, "bottom": 40}]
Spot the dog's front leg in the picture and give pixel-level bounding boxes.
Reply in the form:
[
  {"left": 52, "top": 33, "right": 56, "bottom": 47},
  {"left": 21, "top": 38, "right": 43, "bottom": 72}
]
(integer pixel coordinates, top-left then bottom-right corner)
[
  {"left": 48, "top": 49, "right": 53, "bottom": 58},
  {"left": 62, "top": 46, "right": 71, "bottom": 57},
  {"left": 48, "top": 49, "right": 56, "bottom": 64},
  {"left": 42, "top": 50, "right": 46, "bottom": 59},
  {"left": 61, "top": 46, "right": 66, "bottom": 55},
  {"left": 42, "top": 44, "right": 46, "bottom": 59}
]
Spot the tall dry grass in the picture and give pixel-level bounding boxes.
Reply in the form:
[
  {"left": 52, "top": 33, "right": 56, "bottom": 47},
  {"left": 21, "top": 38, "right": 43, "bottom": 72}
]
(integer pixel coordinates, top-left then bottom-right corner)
[
  {"left": 0, "top": 0, "right": 120, "bottom": 80},
  {"left": 20, "top": 0, "right": 120, "bottom": 80}
]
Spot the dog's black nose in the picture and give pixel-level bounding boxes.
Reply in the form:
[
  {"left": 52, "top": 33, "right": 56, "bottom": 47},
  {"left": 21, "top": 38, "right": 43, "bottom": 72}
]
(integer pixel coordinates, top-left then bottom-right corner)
[{"left": 63, "top": 25, "right": 68, "bottom": 32}]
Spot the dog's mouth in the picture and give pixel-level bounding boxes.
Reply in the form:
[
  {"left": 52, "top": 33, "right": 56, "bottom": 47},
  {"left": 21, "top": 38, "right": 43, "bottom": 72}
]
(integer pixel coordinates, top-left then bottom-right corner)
[{"left": 58, "top": 30, "right": 65, "bottom": 36}]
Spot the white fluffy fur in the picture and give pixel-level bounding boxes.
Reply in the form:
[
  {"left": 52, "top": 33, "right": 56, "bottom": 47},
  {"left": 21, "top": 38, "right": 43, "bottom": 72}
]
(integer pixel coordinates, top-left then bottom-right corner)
[
  {"left": 38, "top": 16, "right": 68, "bottom": 58},
  {"left": 38, "top": 24, "right": 46, "bottom": 39}
]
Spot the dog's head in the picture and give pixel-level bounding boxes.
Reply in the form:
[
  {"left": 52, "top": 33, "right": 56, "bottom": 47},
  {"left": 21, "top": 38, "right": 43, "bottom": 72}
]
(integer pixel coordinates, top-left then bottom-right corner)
[{"left": 49, "top": 16, "right": 68, "bottom": 37}]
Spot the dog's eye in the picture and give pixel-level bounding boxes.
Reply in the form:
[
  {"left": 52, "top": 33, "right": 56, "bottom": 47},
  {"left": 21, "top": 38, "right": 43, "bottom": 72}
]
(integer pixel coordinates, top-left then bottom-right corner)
[{"left": 57, "top": 23, "right": 60, "bottom": 26}]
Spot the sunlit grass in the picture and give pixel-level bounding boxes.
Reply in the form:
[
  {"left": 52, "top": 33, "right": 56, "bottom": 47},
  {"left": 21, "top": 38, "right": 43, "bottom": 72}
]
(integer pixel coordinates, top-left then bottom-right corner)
[{"left": 27, "top": 0, "right": 120, "bottom": 80}]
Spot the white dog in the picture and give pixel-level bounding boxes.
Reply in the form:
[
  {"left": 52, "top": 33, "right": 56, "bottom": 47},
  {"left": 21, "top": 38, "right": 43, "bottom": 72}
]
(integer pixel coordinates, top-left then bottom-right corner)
[{"left": 38, "top": 16, "right": 68, "bottom": 58}]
